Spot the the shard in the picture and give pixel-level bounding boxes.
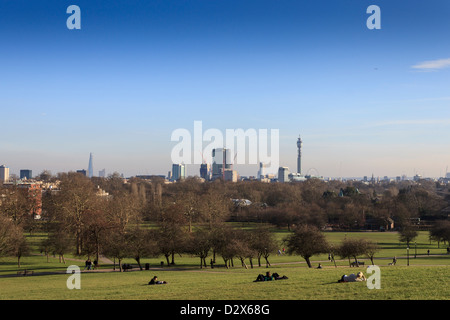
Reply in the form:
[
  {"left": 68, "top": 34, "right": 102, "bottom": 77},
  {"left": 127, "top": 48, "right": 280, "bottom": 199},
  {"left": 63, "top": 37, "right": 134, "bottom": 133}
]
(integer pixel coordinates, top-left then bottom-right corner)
[{"left": 88, "top": 152, "right": 94, "bottom": 178}]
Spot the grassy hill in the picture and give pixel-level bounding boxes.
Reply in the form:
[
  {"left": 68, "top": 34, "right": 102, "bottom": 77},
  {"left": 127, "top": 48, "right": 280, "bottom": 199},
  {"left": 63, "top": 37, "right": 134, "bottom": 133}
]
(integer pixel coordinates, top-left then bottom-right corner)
[{"left": 0, "top": 230, "right": 449, "bottom": 300}]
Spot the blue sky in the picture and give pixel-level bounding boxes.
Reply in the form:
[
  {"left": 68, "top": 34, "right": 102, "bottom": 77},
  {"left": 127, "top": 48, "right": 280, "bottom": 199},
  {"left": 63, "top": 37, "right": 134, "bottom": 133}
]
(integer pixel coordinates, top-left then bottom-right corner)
[{"left": 1, "top": 0, "right": 450, "bottom": 178}]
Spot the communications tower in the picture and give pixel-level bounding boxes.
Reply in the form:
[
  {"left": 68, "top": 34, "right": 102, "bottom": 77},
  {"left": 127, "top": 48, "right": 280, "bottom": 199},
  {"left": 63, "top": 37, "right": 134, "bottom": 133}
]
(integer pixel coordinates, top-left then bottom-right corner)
[{"left": 297, "top": 135, "right": 302, "bottom": 174}]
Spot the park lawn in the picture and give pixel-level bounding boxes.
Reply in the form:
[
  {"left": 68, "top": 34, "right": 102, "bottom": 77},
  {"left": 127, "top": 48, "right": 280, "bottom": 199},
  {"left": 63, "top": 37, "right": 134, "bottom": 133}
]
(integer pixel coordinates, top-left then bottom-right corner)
[
  {"left": 0, "top": 264, "right": 449, "bottom": 300},
  {"left": 1, "top": 230, "right": 449, "bottom": 300}
]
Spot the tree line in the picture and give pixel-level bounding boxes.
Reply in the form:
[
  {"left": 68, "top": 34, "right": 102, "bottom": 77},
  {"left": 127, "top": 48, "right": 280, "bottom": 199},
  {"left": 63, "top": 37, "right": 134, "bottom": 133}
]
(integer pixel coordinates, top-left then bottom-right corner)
[{"left": 0, "top": 171, "right": 449, "bottom": 269}]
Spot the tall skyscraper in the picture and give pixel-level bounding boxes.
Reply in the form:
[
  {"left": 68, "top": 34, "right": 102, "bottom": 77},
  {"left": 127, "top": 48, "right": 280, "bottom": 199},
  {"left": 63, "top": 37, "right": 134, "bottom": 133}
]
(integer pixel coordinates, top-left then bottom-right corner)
[
  {"left": 200, "top": 163, "right": 211, "bottom": 181},
  {"left": 211, "top": 148, "right": 231, "bottom": 180},
  {"left": 297, "top": 135, "right": 302, "bottom": 174},
  {"left": 172, "top": 163, "right": 186, "bottom": 181},
  {"left": 88, "top": 153, "right": 94, "bottom": 178},
  {"left": 0, "top": 165, "right": 9, "bottom": 183}
]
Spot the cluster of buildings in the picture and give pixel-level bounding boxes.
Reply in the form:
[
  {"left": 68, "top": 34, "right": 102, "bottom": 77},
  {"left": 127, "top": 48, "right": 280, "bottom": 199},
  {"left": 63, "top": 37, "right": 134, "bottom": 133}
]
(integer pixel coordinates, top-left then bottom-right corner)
[
  {"left": 1, "top": 165, "right": 34, "bottom": 183},
  {"left": 0, "top": 165, "right": 43, "bottom": 219},
  {"left": 168, "top": 136, "right": 318, "bottom": 183},
  {"left": 2, "top": 135, "right": 450, "bottom": 188},
  {"left": 170, "top": 148, "right": 239, "bottom": 182},
  {"left": 167, "top": 135, "right": 450, "bottom": 186}
]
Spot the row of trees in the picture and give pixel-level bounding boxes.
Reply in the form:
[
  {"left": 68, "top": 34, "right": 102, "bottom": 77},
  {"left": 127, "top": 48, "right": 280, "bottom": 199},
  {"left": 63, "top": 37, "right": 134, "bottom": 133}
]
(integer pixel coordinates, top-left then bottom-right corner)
[
  {"left": 284, "top": 224, "right": 381, "bottom": 268},
  {"left": 1, "top": 171, "right": 450, "bottom": 269}
]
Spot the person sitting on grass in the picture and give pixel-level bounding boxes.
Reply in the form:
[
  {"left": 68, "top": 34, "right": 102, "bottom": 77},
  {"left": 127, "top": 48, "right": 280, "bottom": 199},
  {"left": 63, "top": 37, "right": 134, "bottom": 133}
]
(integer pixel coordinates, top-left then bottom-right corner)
[
  {"left": 148, "top": 276, "right": 167, "bottom": 285},
  {"left": 338, "top": 272, "right": 366, "bottom": 283}
]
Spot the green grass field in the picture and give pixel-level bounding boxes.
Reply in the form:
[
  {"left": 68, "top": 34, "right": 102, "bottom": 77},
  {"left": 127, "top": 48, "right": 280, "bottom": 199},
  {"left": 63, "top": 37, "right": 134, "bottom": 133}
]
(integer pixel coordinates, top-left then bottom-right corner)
[{"left": 0, "top": 231, "right": 449, "bottom": 300}]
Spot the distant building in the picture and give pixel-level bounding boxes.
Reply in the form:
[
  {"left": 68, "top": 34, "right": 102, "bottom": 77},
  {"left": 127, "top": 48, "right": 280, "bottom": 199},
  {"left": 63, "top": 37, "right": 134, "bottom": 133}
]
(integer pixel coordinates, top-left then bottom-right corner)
[
  {"left": 172, "top": 163, "right": 186, "bottom": 181},
  {"left": 278, "top": 167, "right": 290, "bottom": 183},
  {"left": 200, "top": 163, "right": 211, "bottom": 181},
  {"left": 289, "top": 172, "right": 307, "bottom": 182},
  {"left": 212, "top": 148, "right": 231, "bottom": 180},
  {"left": 76, "top": 169, "right": 87, "bottom": 176},
  {"left": 88, "top": 153, "right": 94, "bottom": 178},
  {"left": 20, "top": 169, "right": 33, "bottom": 180},
  {"left": 258, "top": 162, "right": 266, "bottom": 180},
  {"left": 99, "top": 168, "right": 106, "bottom": 178},
  {"left": 224, "top": 169, "right": 238, "bottom": 182},
  {"left": 0, "top": 165, "right": 10, "bottom": 183}
]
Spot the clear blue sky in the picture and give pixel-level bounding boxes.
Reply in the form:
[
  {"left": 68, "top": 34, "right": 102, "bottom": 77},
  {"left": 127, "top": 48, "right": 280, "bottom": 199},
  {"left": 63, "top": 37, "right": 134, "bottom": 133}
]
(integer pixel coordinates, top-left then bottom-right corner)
[{"left": 1, "top": 0, "right": 450, "bottom": 178}]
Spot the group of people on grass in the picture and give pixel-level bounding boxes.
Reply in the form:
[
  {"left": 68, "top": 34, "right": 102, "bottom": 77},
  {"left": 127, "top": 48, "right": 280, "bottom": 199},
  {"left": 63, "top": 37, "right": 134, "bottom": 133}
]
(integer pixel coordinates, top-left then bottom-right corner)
[
  {"left": 147, "top": 270, "right": 367, "bottom": 285},
  {"left": 83, "top": 259, "right": 99, "bottom": 270},
  {"left": 254, "top": 271, "right": 288, "bottom": 282}
]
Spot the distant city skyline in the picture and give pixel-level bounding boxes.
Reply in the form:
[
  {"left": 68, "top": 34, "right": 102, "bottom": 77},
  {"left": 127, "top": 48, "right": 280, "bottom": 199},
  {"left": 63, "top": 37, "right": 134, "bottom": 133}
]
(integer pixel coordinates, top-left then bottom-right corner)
[{"left": 1, "top": 1, "right": 449, "bottom": 179}]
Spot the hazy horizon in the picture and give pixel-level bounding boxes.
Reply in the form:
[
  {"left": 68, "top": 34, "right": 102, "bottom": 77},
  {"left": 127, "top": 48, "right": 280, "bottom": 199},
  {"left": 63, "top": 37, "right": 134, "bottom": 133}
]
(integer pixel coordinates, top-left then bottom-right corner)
[{"left": 1, "top": 1, "right": 449, "bottom": 179}]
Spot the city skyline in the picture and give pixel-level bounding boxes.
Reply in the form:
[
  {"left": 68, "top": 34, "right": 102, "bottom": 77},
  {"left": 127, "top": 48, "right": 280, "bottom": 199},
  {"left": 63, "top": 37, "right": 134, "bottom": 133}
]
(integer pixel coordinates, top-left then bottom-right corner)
[
  {"left": 2, "top": 143, "right": 449, "bottom": 181},
  {"left": 1, "top": 1, "right": 450, "bottom": 179}
]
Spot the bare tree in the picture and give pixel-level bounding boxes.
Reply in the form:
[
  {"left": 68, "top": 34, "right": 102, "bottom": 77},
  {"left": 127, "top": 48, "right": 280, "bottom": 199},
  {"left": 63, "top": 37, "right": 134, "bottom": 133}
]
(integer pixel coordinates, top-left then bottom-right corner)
[
  {"left": 429, "top": 220, "right": 450, "bottom": 247},
  {"left": 337, "top": 238, "right": 368, "bottom": 267},
  {"left": 0, "top": 216, "right": 29, "bottom": 267},
  {"left": 52, "top": 172, "right": 99, "bottom": 255},
  {"left": 8, "top": 226, "right": 29, "bottom": 268},
  {"left": 0, "top": 185, "right": 34, "bottom": 226},
  {"left": 398, "top": 224, "right": 419, "bottom": 247},
  {"left": 127, "top": 227, "right": 159, "bottom": 270},
  {"left": 250, "top": 226, "right": 278, "bottom": 268},
  {"left": 199, "top": 188, "right": 230, "bottom": 229},
  {"left": 365, "top": 240, "right": 380, "bottom": 265},
  {"left": 47, "top": 224, "right": 74, "bottom": 264},
  {"left": 284, "top": 224, "right": 329, "bottom": 268},
  {"left": 187, "top": 228, "right": 212, "bottom": 268},
  {"left": 155, "top": 204, "right": 189, "bottom": 266},
  {"left": 101, "top": 231, "right": 129, "bottom": 272}
]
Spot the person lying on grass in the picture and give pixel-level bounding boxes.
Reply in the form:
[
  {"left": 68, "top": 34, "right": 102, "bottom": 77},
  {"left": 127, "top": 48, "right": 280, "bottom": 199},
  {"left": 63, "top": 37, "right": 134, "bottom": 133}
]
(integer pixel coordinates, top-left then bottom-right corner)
[
  {"left": 338, "top": 272, "right": 366, "bottom": 283},
  {"left": 148, "top": 276, "right": 167, "bottom": 285}
]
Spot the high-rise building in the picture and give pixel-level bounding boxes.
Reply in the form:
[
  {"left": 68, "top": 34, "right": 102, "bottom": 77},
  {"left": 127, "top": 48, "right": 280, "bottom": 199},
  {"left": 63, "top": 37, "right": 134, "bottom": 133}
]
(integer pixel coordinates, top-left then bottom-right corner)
[
  {"left": 278, "top": 166, "right": 290, "bottom": 183},
  {"left": 20, "top": 169, "right": 33, "bottom": 180},
  {"left": 99, "top": 169, "right": 106, "bottom": 178},
  {"left": 297, "top": 135, "right": 302, "bottom": 174},
  {"left": 172, "top": 163, "right": 186, "bottom": 181},
  {"left": 0, "top": 165, "right": 10, "bottom": 183},
  {"left": 211, "top": 148, "right": 231, "bottom": 180},
  {"left": 88, "top": 153, "right": 94, "bottom": 178},
  {"left": 200, "top": 163, "right": 211, "bottom": 181},
  {"left": 258, "top": 162, "right": 266, "bottom": 180}
]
